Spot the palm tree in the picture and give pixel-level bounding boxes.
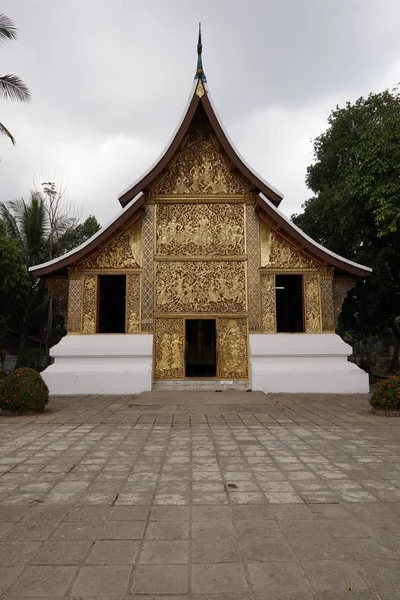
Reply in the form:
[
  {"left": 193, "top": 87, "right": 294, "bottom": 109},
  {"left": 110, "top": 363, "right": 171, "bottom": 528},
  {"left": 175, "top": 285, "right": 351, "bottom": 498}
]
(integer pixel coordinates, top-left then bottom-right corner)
[{"left": 0, "top": 12, "right": 30, "bottom": 144}]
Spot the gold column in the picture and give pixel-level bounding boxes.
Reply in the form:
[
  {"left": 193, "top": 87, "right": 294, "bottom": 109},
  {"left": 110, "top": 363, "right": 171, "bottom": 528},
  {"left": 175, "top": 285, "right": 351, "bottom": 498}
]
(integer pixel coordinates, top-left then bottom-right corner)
[
  {"left": 260, "top": 273, "right": 276, "bottom": 333},
  {"left": 126, "top": 273, "right": 141, "bottom": 333},
  {"left": 154, "top": 318, "right": 185, "bottom": 380},
  {"left": 246, "top": 204, "right": 261, "bottom": 332},
  {"left": 304, "top": 273, "right": 322, "bottom": 333},
  {"left": 82, "top": 274, "right": 97, "bottom": 334},
  {"left": 319, "top": 267, "right": 335, "bottom": 332},
  {"left": 67, "top": 268, "right": 83, "bottom": 334},
  {"left": 217, "top": 318, "right": 249, "bottom": 379},
  {"left": 141, "top": 205, "right": 154, "bottom": 332}
]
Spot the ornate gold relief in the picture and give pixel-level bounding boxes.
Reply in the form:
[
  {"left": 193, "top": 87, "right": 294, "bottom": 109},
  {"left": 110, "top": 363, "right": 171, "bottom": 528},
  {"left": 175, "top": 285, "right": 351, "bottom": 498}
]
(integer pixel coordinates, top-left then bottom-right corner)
[
  {"left": 82, "top": 275, "right": 97, "bottom": 334},
  {"left": 246, "top": 205, "right": 261, "bottom": 332},
  {"left": 46, "top": 278, "right": 68, "bottom": 315},
  {"left": 217, "top": 318, "right": 249, "bottom": 379},
  {"left": 304, "top": 273, "right": 322, "bottom": 333},
  {"left": 153, "top": 126, "right": 246, "bottom": 196},
  {"left": 126, "top": 273, "right": 141, "bottom": 333},
  {"left": 81, "top": 220, "right": 141, "bottom": 270},
  {"left": 319, "top": 267, "right": 335, "bottom": 333},
  {"left": 261, "top": 273, "right": 276, "bottom": 333},
  {"left": 141, "top": 204, "right": 154, "bottom": 332},
  {"left": 196, "top": 80, "right": 205, "bottom": 98},
  {"left": 156, "top": 203, "right": 245, "bottom": 256},
  {"left": 67, "top": 275, "right": 83, "bottom": 333},
  {"left": 155, "top": 261, "right": 246, "bottom": 314},
  {"left": 260, "top": 221, "right": 320, "bottom": 269},
  {"left": 333, "top": 277, "right": 355, "bottom": 324},
  {"left": 154, "top": 318, "right": 185, "bottom": 379}
]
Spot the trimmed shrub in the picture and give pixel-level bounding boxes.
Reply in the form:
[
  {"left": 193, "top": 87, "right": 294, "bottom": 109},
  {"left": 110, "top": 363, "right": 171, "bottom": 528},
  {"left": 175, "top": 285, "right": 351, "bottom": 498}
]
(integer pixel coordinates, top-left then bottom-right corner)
[
  {"left": 370, "top": 375, "right": 400, "bottom": 411},
  {"left": 0, "top": 368, "right": 49, "bottom": 413}
]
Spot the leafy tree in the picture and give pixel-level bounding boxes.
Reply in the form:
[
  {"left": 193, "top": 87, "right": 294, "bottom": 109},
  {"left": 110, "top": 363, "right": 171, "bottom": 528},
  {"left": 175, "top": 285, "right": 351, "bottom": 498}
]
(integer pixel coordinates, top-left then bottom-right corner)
[
  {"left": 293, "top": 89, "right": 400, "bottom": 372},
  {"left": 0, "top": 187, "right": 101, "bottom": 367},
  {"left": 0, "top": 13, "right": 30, "bottom": 144},
  {"left": 0, "top": 220, "right": 29, "bottom": 337}
]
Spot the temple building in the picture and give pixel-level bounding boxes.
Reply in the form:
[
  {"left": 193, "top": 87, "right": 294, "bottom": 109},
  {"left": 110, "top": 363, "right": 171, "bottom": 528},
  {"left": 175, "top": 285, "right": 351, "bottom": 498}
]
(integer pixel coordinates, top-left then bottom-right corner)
[{"left": 30, "top": 29, "right": 371, "bottom": 394}]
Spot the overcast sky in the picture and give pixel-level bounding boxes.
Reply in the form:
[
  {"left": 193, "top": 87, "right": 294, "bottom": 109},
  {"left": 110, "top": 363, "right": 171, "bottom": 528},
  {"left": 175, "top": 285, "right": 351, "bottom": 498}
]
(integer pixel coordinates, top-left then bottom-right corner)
[{"left": 1, "top": 0, "right": 399, "bottom": 225}]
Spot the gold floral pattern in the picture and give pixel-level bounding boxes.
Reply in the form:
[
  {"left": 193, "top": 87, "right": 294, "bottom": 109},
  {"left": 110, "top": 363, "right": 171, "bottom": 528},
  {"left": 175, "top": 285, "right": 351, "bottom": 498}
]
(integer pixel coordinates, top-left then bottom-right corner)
[
  {"left": 126, "top": 273, "right": 141, "bottom": 333},
  {"left": 261, "top": 273, "right": 276, "bottom": 333},
  {"left": 155, "top": 261, "right": 246, "bottom": 314},
  {"left": 153, "top": 126, "right": 246, "bottom": 196},
  {"left": 217, "top": 318, "right": 248, "bottom": 379},
  {"left": 154, "top": 318, "right": 185, "bottom": 379},
  {"left": 81, "top": 220, "right": 141, "bottom": 269},
  {"left": 82, "top": 275, "right": 97, "bottom": 334},
  {"left": 260, "top": 221, "right": 320, "bottom": 269},
  {"left": 155, "top": 203, "right": 245, "bottom": 256},
  {"left": 304, "top": 273, "right": 322, "bottom": 333}
]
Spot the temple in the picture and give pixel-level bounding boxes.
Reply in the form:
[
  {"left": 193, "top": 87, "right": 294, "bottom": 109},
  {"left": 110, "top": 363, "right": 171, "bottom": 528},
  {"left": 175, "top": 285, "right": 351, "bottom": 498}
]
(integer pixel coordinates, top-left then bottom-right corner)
[{"left": 30, "top": 27, "right": 371, "bottom": 394}]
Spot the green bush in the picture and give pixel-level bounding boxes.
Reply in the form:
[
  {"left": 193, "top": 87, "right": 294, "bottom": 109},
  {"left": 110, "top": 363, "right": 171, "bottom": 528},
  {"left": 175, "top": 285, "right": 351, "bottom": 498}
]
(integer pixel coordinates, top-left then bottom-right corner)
[
  {"left": 370, "top": 375, "right": 400, "bottom": 411},
  {"left": 0, "top": 368, "right": 49, "bottom": 413}
]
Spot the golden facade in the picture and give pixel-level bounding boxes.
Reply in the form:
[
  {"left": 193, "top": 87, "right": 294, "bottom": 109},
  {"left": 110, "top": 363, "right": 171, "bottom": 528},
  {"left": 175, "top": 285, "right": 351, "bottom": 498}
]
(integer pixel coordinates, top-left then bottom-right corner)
[{"left": 62, "top": 122, "right": 355, "bottom": 382}]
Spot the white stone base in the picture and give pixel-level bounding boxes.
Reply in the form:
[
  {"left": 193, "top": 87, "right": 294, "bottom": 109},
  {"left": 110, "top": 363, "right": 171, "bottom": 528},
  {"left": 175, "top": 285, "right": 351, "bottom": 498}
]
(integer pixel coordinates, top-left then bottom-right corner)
[
  {"left": 42, "top": 335, "right": 153, "bottom": 395},
  {"left": 249, "top": 334, "right": 369, "bottom": 394}
]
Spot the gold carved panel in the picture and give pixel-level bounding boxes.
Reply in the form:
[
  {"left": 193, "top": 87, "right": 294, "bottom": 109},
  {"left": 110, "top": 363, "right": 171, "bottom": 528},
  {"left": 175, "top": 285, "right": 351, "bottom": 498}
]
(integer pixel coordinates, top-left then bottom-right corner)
[
  {"left": 304, "top": 273, "right": 322, "bottom": 333},
  {"left": 261, "top": 273, "right": 276, "bottom": 333},
  {"left": 155, "top": 261, "right": 246, "bottom": 314},
  {"left": 217, "top": 318, "right": 249, "bottom": 379},
  {"left": 333, "top": 277, "right": 355, "bottom": 325},
  {"left": 82, "top": 275, "right": 97, "bottom": 334},
  {"left": 319, "top": 267, "right": 335, "bottom": 333},
  {"left": 246, "top": 205, "right": 261, "bottom": 332},
  {"left": 81, "top": 220, "right": 141, "bottom": 270},
  {"left": 141, "top": 204, "right": 154, "bottom": 332},
  {"left": 155, "top": 203, "right": 245, "bottom": 256},
  {"left": 153, "top": 125, "right": 246, "bottom": 196},
  {"left": 154, "top": 318, "right": 185, "bottom": 380},
  {"left": 67, "top": 272, "right": 83, "bottom": 333},
  {"left": 126, "top": 273, "right": 141, "bottom": 333},
  {"left": 260, "top": 221, "right": 321, "bottom": 269}
]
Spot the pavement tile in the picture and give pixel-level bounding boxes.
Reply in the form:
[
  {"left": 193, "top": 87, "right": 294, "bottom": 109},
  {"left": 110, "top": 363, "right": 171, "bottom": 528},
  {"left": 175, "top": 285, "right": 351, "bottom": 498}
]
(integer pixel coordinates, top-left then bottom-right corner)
[
  {"left": 85, "top": 539, "right": 139, "bottom": 564},
  {"left": 31, "top": 540, "right": 91, "bottom": 564},
  {"left": 150, "top": 506, "right": 189, "bottom": 520},
  {"left": 50, "top": 521, "right": 103, "bottom": 541},
  {"left": 100, "top": 520, "right": 146, "bottom": 539},
  {"left": 355, "top": 559, "right": 400, "bottom": 593},
  {"left": 7, "top": 565, "right": 77, "bottom": 597},
  {"left": 191, "top": 563, "right": 248, "bottom": 593},
  {"left": 146, "top": 521, "right": 189, "bottom": 539},
  {"left": 0, "top": 566, "right": 23, "bottom": 594},
  {"left": 248, "top": 561, "right": 310, "bottom": 593},
  {"left": 139, "top": 540, "right": 189, "bottom": 564},
  {"left": 71, "top": 565, "right": 132, "bottom": 596},
  {"left": 0, "top": 541, "right": 41, "bottom": 565},
  {"left": 4, "top": 520, "right": 58, "bottom": 542},
  {"left": 131, "top": 565, "right": 188, "bottom": 594},
  {"left": 303, "top": 559, "right": 369, "bottom": 592}
]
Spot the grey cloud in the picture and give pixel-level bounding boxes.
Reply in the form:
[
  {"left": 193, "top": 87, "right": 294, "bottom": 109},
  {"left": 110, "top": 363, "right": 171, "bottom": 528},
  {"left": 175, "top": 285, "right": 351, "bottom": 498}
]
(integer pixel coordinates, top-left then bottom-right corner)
[{"left": 1, "top": 0, "right": 400, "bottom": 224}]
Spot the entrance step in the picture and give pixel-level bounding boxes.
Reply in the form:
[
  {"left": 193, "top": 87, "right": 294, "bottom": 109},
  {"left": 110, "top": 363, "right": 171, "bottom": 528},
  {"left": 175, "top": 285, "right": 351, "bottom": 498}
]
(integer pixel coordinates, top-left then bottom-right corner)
[{"left": 153, "top": 380, "right": 250, "bottom": 391}]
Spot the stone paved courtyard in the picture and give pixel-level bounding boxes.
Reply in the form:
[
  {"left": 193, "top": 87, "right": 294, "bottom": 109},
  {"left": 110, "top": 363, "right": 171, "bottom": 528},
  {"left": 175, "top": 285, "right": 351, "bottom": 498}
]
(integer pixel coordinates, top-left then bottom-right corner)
[{"left": 2, "top": 391, "right": 400, "bottom": 599}]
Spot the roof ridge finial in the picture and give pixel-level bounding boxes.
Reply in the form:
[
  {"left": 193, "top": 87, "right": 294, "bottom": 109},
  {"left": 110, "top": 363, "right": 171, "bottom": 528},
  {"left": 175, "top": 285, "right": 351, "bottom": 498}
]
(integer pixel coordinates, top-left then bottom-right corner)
[{"left": 195, "top": 22, "right": 206, "bottom": 82}]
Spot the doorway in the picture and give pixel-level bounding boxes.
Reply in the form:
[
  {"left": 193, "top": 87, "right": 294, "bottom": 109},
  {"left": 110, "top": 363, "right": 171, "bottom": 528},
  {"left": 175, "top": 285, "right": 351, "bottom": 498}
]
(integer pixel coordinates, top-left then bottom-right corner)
[
  {"left": 98, "top": 275, "right": 126, "bottom": 333},
  {"left": 276, "top": 274, "right": 304, "bottom": 332},
  {"left": 185, "top": 319, "right": 217, "bottom": 377}
]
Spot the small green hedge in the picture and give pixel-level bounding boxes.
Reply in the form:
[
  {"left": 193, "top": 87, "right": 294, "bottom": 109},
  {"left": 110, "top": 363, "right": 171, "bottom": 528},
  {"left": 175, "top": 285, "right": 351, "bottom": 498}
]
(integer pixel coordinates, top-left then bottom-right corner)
[
  {"left": 0, "top": 368, "right": 49, "bottom": 413},
  {"left": 370, "top": 375, "right": 400, "bottom": 411}
]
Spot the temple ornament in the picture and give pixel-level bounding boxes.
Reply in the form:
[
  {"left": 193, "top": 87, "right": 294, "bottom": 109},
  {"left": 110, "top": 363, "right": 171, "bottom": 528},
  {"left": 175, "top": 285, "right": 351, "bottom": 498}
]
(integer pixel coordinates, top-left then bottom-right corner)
[
  {"left": 217, "top": 318, "right": 248, "bottom": 379},
  {"left": 81, "top": 220, "right": 142, "bottom": 269},
  {"left": 82, "top": 275, "right": 97, "bottom": 334},
  {"left": 153, "top": 126, "right": 246, "bottom": 196},
  {"left": 155, "top": 261, "right": 246, "bottom": 313},
  {"left": 260, "top": 221, "right": 320, "bottom": 270},
  {"left": 154, "top": 318, "right": 185, "bottom": 379},
  {"left": 304, "top": 273, "right": 322, "bottom": 333},
  {"left": 155, "top": 203, "right": 245, "bottom": 256},
  {"left": 126, "top": 273, "right": 141, "bottom": 333},
  {"left": 261, "top": 273, "right": 276, "bottom": 333}
]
